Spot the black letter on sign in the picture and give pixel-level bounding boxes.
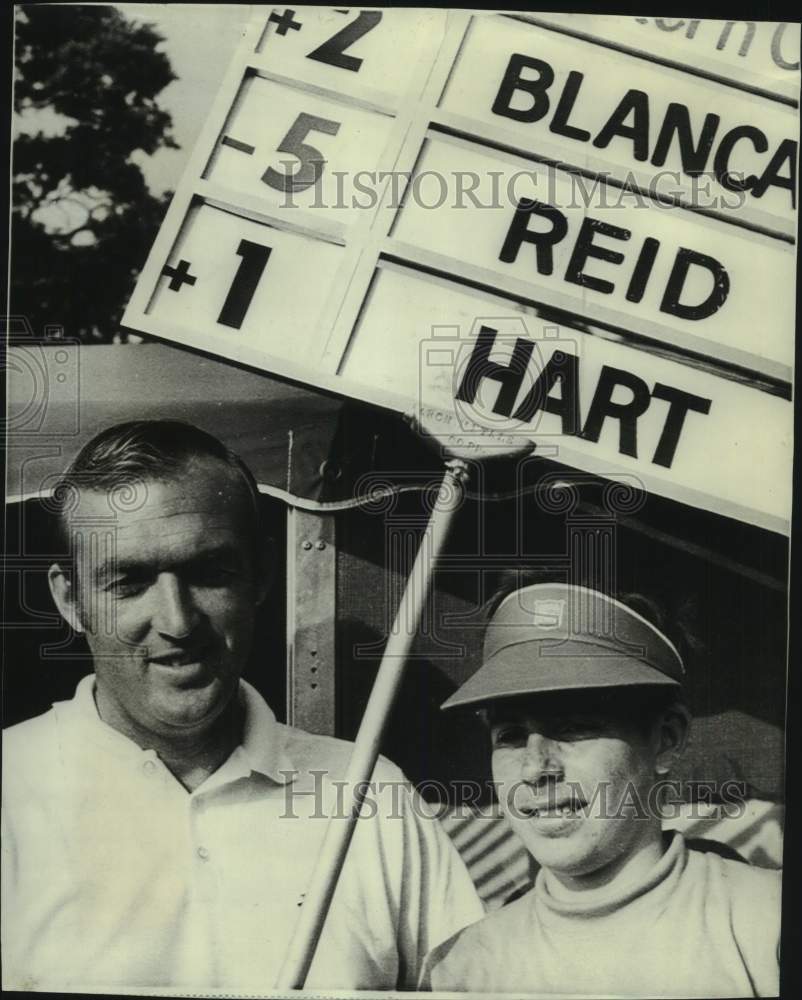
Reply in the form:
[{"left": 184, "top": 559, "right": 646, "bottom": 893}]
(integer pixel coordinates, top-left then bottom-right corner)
[
  {"left": 491, "top": 54, "right": 554, "bottom": 124},
  {"left": 307, "top": 11, "right": 382, "bottom": 72},
  {"left": 581, "top": 365, "right": 652, "bottom": 459},
  {"left": 593, "top": 90, "right": 650, "bottom": 162},
  {"left": 262, "top": 112, "right": 341, "bottom": 193},
  {"left": 651, "top": 104, "right": 720, "bottom": 176},
  {"left": 771, "top": 22, "right": 800, "bottom": 70},
  {"left": 500, "top": 199, "right": 568, "bottom": 275},
  {"left": 455, "top": 326, "right": 534, "bottom": 418},
  {"left": 626, "top": 237, "right": 660, "bottom": 303},
  {"left": 549, "top": 71, "right": 591, "bottom": 142},
  {"left": 650, "top": 383, "right": 712, "bottom": 468},
  {"left": 751, "top": 139, "right": 797, "bottom": 209},
  {"left": 713, "top": 125, "right": 768, "bottom": 191},
  {"left": 564, "top": 217, "right": 631, "bottom": 295},
  {"left": 512, "top": 350, "right": 581, "bottom": 434},
  {"left": 661, "top": 248, "right": 729, "bottom": 321},
  {"left": 218, "top": 240, "right": 272, "bottom": 329}
]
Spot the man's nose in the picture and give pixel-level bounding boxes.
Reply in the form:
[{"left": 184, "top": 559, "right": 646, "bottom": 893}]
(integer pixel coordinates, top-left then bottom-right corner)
[
  {"left": 153, "top": 574, "right": 200, "bottom": 638},
  {"left": 520, "top": 733, "right": 563, "bottom": 783}
]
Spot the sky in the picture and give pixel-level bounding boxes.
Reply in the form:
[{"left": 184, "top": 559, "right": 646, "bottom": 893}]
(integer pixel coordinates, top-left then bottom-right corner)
[
  {"left": 14, "top": 4, "right": 258, "bottom": 197},
  {"left": 117, "top": 4, "right": 254, "bottom": 195}
]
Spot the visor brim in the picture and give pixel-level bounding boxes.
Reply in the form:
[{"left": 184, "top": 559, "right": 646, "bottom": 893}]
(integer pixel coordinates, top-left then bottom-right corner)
[{"left": 441, "top": 649, "right": 681, "bottom": 711}]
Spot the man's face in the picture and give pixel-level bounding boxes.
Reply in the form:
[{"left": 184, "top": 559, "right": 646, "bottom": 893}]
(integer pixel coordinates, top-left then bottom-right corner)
[
  {"left": 58, "top": 456, "right": 266, "bottom": 743},
  {"left": 490, "top": 693, "right": 659, "bottom": 883}
]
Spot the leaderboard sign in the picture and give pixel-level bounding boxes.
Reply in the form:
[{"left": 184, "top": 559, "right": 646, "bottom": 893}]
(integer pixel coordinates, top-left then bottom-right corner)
[{"left": 122, "top": 8, "right": 797, "bottom": 535}]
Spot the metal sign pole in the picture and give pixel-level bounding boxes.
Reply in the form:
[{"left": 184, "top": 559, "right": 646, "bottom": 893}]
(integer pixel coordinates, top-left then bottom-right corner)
[{"left": 275, "top": 457, "right": 470, "bottom": 990}]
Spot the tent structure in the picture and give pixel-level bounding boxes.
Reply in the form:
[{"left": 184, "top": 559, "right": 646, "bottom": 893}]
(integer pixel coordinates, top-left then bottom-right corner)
[{"left": 5, "top": 341, "right": 787, "bottom": 900}]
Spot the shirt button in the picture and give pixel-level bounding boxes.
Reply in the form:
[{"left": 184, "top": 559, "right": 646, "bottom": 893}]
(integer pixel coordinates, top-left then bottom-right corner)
[
  {"left": 143, "top": 760, "right": 157, "bottom": 774},
  {"left": 197, "top": 846, "right": 210, "bottom": 861}
]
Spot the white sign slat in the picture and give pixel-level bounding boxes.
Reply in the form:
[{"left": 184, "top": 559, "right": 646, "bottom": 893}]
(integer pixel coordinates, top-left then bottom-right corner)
[
  {"left": 147, "top": 203, "right": 347, "bottom": 367},
  {"left": 437, "top": 16, "right": 798, "bottom": 239},
  {"left": 249, "top": 7, "right": 449, "bottom": 111},
  {"left": 389, "top": 134, "right": 795, "bottom": 380},
  {"left": 342, "top": 263, "right": 792, "bottom": 534},
  {"left": 518, "top": 14, "right": 800, "bottom": 103},
  {"left": 203, "top": 75, "right": 396, "bottom": 226}
]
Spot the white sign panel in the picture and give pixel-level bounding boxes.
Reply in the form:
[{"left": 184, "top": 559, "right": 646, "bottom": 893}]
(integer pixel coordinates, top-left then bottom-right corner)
[
  {"left": 521, "top": 13, "right": 801, "bottom": 103},
  {"left": 147, "top": 203, "right": 346, "bottom": 366},
  {"left": 438, "top": 16, "right": 798, "bottom": 238},
  {"left": 204, "top": 75, "right": 396, "bottom": 225},
  {"left": 122, "top": 7, "right": 797, "bottom": 533},
  {"left": 248, "top": 7, "right": 449, "bottom": 109},
  {"left": 342, "top": 262, "right": 792, "bottom": 533},
  {"left": 388, "top": 134, "right": 795, "bottom": 379}
]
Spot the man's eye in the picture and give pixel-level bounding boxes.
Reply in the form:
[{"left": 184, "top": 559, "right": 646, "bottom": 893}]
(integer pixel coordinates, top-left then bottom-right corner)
[
  {"left": 107, "top": 578, "right": 147, "bottom": 597},
  {"left": 193, "top": 563, "right": 238, "bottom": 587}
]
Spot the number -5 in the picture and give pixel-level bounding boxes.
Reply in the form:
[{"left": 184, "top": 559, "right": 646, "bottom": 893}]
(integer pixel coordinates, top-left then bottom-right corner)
[{"left": 262, "top": 112, "right": 341, "bottom": 193}]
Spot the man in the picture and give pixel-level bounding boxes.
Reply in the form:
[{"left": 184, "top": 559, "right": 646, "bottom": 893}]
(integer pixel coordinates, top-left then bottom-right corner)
[
  {"left": 2, "top": 420, "right": 483, "bottom": 992},
  {"left": 423, "top": 582, "right": 781, "bottom": 997}
]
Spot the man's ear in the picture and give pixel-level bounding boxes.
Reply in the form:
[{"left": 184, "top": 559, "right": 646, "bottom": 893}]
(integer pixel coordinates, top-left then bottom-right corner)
[
  {"left": 653, "top": 702, "right": 691, "bottom": 776},
  {"left": 254, "top": 537, "right": 276, "bottom": 606},
  {"left": 48, "top": 563, "right": 84, "bottom": 634}
]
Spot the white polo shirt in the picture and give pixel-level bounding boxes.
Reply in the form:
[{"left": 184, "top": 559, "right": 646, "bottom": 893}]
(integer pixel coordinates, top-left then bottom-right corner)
[{"left": 2, "top": 675, "right": 484, "bottom": 992}]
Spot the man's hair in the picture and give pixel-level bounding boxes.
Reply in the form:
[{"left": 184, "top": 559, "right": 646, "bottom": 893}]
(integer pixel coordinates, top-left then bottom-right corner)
[{"left": 51, "top": 420, "right": 265, "bottom": 560}]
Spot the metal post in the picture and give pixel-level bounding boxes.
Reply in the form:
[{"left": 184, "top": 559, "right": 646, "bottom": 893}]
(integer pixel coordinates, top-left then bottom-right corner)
[
  {"left": 286, "top": 508, "right": 337, "bottom": 735},
  {"left": 275, "top": 458, "right": 470, "bottom": 990}
]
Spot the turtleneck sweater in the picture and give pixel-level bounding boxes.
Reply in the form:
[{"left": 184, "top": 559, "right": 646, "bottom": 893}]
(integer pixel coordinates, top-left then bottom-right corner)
[{"left": 422, "top": 831, "right": 780, "bottom": 996}]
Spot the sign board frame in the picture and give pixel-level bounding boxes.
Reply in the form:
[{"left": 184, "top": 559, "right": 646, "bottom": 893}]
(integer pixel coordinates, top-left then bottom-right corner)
[{"left": 122, "top": 7, "right": 796, "bottom": 537}]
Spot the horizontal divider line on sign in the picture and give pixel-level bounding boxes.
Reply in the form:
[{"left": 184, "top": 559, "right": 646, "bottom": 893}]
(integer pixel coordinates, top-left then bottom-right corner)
[
  {"left": 425, "top": 117, "right": 795, "bottom": 245},
  {"left": 376, "top": 249, "right": 792, "bottom": 389},
  {"left": 244, "top": 62, "right": 400, "bottom": 119},
  {"left": 194, "top": 184, "right": 350, "bottom": 248},
  {"left": 503, "top": 13, "right": 799, "bottom": 109}
]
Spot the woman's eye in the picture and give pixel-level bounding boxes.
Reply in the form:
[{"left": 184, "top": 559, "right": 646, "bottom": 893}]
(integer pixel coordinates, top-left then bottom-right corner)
[
  {"left": 492, "top": 726, "right": 527, "bottom": 747},
  {"left": 552, "top": 719, "right": 602, "bottom": 740},
  {"left": 554, "top": 725, "right": 581, "bottom": 740}
]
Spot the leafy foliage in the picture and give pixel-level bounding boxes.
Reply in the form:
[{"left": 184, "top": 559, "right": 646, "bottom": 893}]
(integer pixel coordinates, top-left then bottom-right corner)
[{"left": 12, "top": 5, "right": 177, "bottom": 342}]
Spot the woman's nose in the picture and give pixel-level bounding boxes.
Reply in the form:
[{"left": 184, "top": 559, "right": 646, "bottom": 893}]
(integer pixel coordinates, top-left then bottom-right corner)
[{"left": 520, "top": 732, "right": 563, "bottom": 783}]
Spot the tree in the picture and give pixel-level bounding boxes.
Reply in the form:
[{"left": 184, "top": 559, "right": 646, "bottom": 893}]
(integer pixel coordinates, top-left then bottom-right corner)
[{"left": 12, "top": 5, "right": 178, "bottom": 343}]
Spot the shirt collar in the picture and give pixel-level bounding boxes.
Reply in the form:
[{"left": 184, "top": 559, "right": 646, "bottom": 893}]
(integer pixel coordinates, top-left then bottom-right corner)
[
  {"left": 61, "top": 673, "right": 297, "bottom": 786},
  {"left": 236, "top": 678, "right": 297, "bottom": 784}
]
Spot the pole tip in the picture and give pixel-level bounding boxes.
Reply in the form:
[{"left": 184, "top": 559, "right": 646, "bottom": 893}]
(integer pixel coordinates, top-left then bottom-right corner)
[{"left": 402, "top": 408, "right": 536, "bottom": 464}]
